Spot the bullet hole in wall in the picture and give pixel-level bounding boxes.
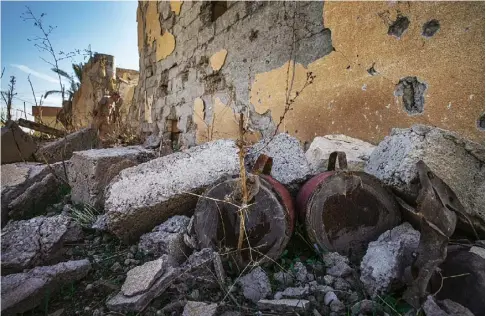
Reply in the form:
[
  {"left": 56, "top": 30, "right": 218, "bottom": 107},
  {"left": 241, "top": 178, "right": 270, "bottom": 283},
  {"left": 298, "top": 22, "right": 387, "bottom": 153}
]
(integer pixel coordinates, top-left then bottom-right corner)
[
  {"left": 422, "top": 19, "right": 440, "bottom": 37},
  {"left": 249, "top": 29, "right": 259, "bottom": 42},
  {"left": 388, "top": 15, "right": 410, "bottom": 38},
  {"left": 367, "top": 63, "right": 378, "bottom": 76},
  {"left": 477, "top": 113, "right": 485, "bottom": 131},
  {"left": 211, "top": 1, "right": 228, "bottom": 22},
  {"left": 394, "top": 76, "right": 427, "bottom": 115}
]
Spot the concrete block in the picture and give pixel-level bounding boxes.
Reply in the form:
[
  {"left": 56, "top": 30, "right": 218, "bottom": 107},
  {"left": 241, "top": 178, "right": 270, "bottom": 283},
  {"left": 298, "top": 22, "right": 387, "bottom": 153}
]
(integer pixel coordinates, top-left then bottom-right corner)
[
  {"left": 69, "top": 146, "right": 156, "bottom": 209},
  {"left": 96, "top": 140, "right": 239, "bottom": 242},
  {"left": 35, "top": 128, "right": 101, "bottom": 164},
  {"left": 1, "top": 260, "right": 91, "bottom": 315},
  {"left": 365, "top": 124, "right": 485, "bottom": 232},
  {"left": 1, "top": 121, "right": 36, "bottom": 164},
  {"left": 305, "top": 134, "right": 376, "bottom": 173}
]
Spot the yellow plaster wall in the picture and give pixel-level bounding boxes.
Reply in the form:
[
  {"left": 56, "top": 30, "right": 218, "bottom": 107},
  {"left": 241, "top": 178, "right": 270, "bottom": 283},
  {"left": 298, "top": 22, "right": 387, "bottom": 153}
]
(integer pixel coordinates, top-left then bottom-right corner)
[
  {"left": 145, "top": 1, "right": 160, "bottom": 48},
  {"left": 170, "top": 1, "right": 182, "bottom": 16},
  {"left": 156, "top": 32, "right": 176, "bottom": 62},
  {"left": 251, "top": 1, "right": 484, "bottom": 144},
  {"left": 34, "top": 115, "right": 62, "bottom": 130},
  {"left": 210, "top": 49, "right": 228, "bottom": 72}
]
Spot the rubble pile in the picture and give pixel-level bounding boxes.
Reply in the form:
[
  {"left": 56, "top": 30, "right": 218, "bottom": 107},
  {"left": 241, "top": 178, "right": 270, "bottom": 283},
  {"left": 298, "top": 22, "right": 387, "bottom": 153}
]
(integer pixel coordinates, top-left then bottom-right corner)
[{"left": 0, "top": 124, "right": 483, "bottom": 316}]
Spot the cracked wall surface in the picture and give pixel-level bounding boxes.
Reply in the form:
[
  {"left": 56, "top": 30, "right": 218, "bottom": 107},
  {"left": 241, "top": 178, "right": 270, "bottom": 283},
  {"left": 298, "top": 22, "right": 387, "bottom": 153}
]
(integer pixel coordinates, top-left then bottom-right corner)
[{"left": 135, "top": 1, "right": 484, "bottom": 147}]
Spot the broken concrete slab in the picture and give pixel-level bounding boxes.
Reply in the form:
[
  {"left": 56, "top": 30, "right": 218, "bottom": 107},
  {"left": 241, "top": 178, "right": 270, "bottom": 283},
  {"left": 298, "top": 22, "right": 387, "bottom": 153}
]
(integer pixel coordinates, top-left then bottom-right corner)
[
  {"left": 238, "top": 266, "right": 272, "bottom": 303},
  {"left": 365, "top": 125, "right": 485, "bottom": 233},
  {"left": 1, "top": 162, "right": 69, "bottom": 225},
  {"left": 423, "top": 296, "right": 474, "bottom": 316},
  {"left": 121, "top": 258, "right": 166, "bottom": 297},
  {"left": 1, "top": 215, "right": 84, "bottom": 275},
  {"left": 257, "top": 299, "right": 310, "bottom": 313},
  {"left": 106, "top": 256, "right": 178, "bottom": 313},
  {"left": 306, "top": 134, "right": 375, "bottom": 173},
  {"left": 434, "top": 246, "right": 485, "bottom": 316},
  {"left": 35, "top": 127, "right": 101, "bottom": 164},
  {"left": 275, "top": 285, "right": 310, "bottom": 299},
  {"left": 68, "top": 146, "right": 156, "bottom": 209},
  {"left": 98, "top": 139, "right": 239, "bottom": 242},
  {"left": 360, "top": 222, "right": 420, "bottom": 297},
  {"left": 1, "top": 259, "right": 91, "bottom": 315},
  {"left": 182, "top": 301, "right": 218, "bottom": 316},
  {"left": 8, "top": 173, "right": 64, "bottom": 220},
  {"left": 1, "top": 121, "right": 36, "bottom": 164},
  {"left": 246, "top": 133, "right": 311, "bottom": 190},
  {"left": 107, "top": 249, "right": 219, "bottom": 313},
  {"left": 138, "top": 215, "right": 191, "bottom": 264}
]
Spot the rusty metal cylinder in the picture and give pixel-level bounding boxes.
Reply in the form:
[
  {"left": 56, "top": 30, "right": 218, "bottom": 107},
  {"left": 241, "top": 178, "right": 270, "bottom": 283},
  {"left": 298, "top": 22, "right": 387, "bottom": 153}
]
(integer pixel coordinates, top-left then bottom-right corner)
[
  {"left": 296, "top": 151, "right": 401, "bottom": 260},
  {"left": 193, "top": 173, "right": 295, "bottom": 268}
]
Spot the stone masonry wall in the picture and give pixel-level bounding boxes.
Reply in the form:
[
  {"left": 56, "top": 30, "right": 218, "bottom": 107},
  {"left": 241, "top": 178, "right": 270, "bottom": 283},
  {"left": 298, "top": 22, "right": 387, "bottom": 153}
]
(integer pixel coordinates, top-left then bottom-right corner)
[
  {"left": 135, "top": 1, "right": 485, "bottom": 148},
  {"left": 136, "top": 1, "right": 332, "bottom": 147}
]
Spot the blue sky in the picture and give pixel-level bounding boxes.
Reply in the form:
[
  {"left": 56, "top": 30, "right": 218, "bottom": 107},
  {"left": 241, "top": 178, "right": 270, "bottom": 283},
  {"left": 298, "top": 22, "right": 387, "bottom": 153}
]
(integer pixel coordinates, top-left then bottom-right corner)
[{"left": 1, "top": 0, "right": 139, "bottom": 119}]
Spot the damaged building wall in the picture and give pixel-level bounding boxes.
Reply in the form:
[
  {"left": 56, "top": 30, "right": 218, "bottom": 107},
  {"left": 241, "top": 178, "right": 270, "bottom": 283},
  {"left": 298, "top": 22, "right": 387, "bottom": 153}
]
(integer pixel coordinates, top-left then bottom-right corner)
[
  {"left": 135, "top": 1, "right": 485, "bottom": 147},
  {"left": 72, "top": 54, "right": 140, "bottom": 130},
  {"left": 116, "top": 68, "right": 140, "bottom": 127}
]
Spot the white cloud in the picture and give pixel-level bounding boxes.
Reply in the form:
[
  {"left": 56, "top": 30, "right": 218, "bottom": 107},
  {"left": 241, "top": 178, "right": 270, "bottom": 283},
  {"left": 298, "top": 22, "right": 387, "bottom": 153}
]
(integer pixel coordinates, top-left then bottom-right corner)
[
  {"left": 41, "top": 94, "right": 64, "bottom": 107},
  {"left": 11, "top": 64, "right": 58, "bottom": 84}
]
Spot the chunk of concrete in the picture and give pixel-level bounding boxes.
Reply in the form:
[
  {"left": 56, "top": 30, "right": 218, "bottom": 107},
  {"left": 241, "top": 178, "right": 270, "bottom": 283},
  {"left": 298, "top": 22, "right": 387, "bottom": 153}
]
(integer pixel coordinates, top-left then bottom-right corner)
[
  {"left": 138, "top": 215, "right": 191, "bottom": 264},
  {"left": 1, "top": 162, "right": 69, "bottom": 225},
  {"left": 106, "top": 256, "right": 177, "bottom": 313},
  {"left": 306, "top": 134, "right": 375, "bottom": 173},
  {"left": 35, "top": 127, "right": 101, "bottom": 164},
  {"left": 360, "top": 222, "right": 420, "bottom": 297},
  {"left": 143, "top": 134, "right": 161, "bottom": 149},
  {"left": 68, "top": 146, "right": 156, "bottom": 208},
  {"left": 246, "top": 133, "right": 311, "bottom": 190},
  {"left": 98, "top": 140, "right": 239, "bottom": 242},
  {"left": 423, "top": 296, "right": 474, "bottom": 316},
  {"left": 365, "top": 125, "right": 485, "bottom": 232},
  {"left": 274, "top": 271, "right": 295, "bottom": 287},
  {"left": 107, "top": 249, "right": 219, "bottom": 313},
  {"left": 275, "top": 285, "right": 310, "bottom": 299},
  {"left": 1, "top": 259, "right": 91, "bottom": 315},
  {"left": 1, "top": 215, "right": 84, "bottom": 275},
  {"left": 324, "top": 291, "right": 339, "bottom": 305},
  {"left": 8, "top": 174, "right": 63, "bottom": 219},
  {"left": 182, "top": 301, "right": 218, "bottom": 316},
  {"left": 121, "top": 258, "right": 166, "bottom": 297},
  {"left": 257, "top": 299, "right": 310, "bottom": 313},
  {"left": 322, "top": 252, "right": 354, "bottom": 278},
  {"left": 238, "top": 266, "right": 272, "bottom": 303},
  {"left": 293, "top": 261, "right": 313, "bottom": 284},
  {"left": 1, "top": 121, "right": 36, "bottom": 164}
]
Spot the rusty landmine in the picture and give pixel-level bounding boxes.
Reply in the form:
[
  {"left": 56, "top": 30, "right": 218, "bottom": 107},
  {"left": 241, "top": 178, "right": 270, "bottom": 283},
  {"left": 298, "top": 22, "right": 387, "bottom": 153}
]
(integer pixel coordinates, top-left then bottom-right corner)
[
  {"left": 193, "top": 176, "right": 293, "bottom": 269},
  {"left": 304, "top": 171, "right": 401, "bottom": 261}
]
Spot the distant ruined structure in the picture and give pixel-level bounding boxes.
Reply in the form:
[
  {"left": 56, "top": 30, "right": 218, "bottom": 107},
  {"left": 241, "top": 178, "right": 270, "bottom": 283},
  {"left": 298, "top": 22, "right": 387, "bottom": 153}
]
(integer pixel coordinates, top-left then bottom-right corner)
[{"left": 71, "top": 53, "right": 140, "bottom": 130}]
